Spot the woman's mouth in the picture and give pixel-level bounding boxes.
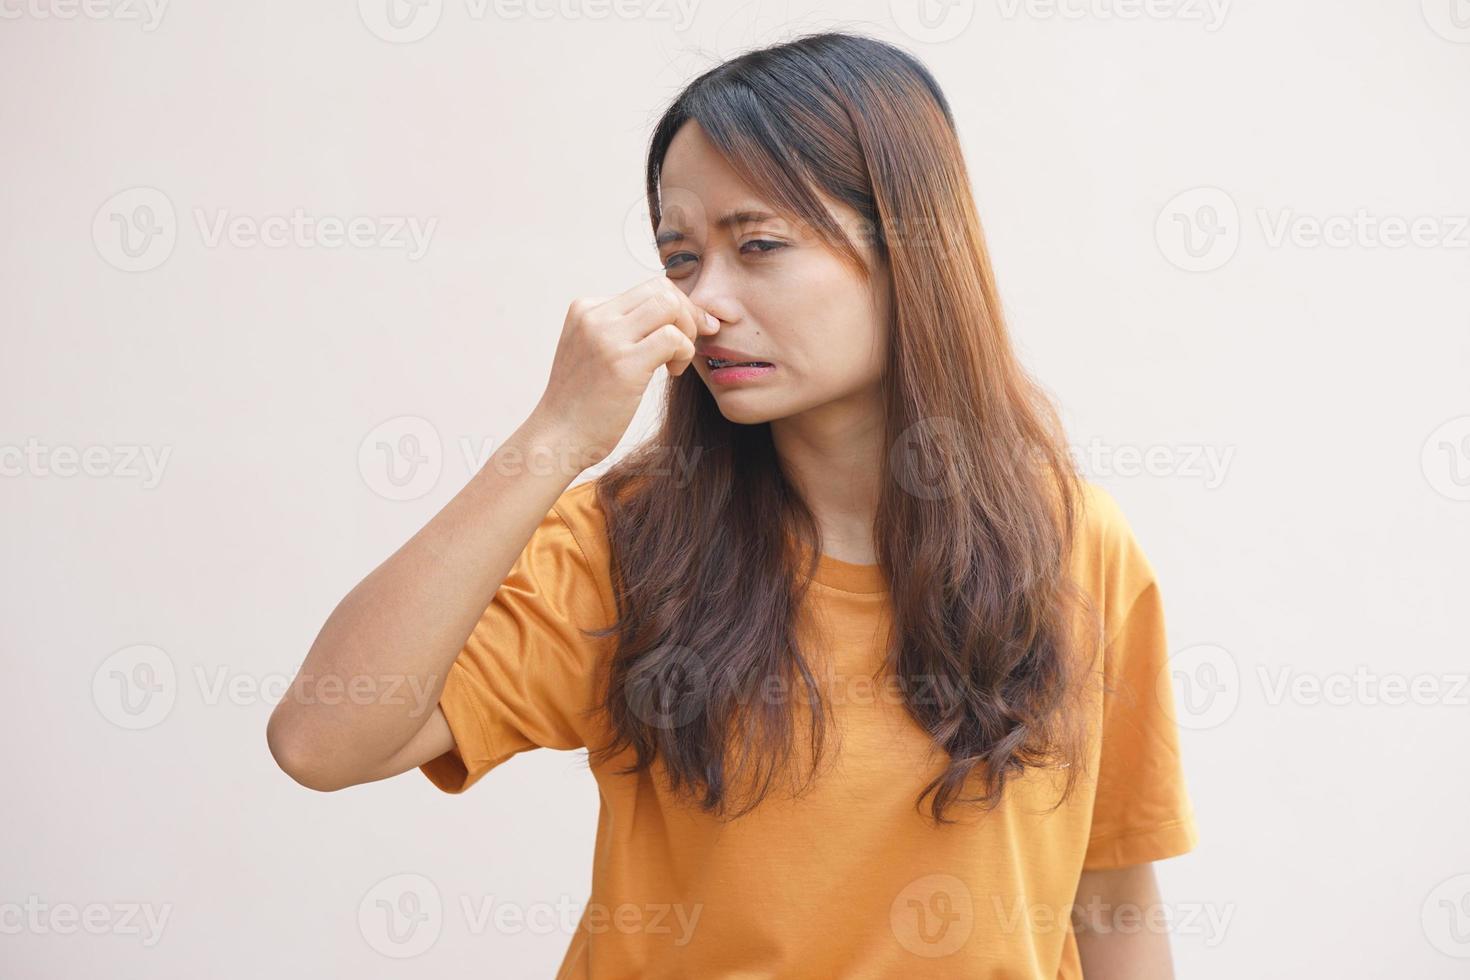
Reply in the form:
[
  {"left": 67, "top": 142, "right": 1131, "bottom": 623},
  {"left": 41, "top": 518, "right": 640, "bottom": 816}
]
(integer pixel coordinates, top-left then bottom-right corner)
[
  {"left": 706, "top": 357, "right": 772, "bottom": 369},
  {"left": 705, "top": 358, "right": 776, "bottom": 384}
]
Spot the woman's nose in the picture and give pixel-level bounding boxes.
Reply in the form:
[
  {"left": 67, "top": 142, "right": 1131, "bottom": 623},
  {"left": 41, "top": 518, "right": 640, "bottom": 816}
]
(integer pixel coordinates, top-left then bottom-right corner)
[{"left": 687, "top": 257, "right": 737, "bottom": 327}]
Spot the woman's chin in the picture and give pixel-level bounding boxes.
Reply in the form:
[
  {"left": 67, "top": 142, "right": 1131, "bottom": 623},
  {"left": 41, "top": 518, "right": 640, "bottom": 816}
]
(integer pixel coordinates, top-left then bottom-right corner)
[{"left": 712, "top": 393, "right": 781, "bottom": 426}]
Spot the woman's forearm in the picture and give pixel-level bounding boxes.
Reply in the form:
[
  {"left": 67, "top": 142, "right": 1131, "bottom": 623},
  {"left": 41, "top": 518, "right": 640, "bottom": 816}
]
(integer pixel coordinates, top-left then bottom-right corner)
[
  {"left": 1073, "top": 863, "right": 1177, "bottom": 979},
  {"left": 265, "top": 410, "right": 587, "bottom": 790}
]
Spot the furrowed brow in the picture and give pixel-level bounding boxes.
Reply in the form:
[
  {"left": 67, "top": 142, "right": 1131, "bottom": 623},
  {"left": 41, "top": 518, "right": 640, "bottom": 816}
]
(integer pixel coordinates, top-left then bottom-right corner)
[{"left": 655, "top": 209, "right": 778, "bottom": 246}]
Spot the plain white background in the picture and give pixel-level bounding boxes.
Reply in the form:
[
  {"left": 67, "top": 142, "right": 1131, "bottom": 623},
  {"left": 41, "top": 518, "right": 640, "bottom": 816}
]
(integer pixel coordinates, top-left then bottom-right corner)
[{"left": 3, "top": 0, "right": 1468, "bottom": 976}]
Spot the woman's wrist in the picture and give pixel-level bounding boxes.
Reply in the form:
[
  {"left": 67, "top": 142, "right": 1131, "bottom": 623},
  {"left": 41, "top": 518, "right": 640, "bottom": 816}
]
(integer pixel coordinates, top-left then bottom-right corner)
[{"left": 503, "top": 410, "right": 606, "bottom": 479}]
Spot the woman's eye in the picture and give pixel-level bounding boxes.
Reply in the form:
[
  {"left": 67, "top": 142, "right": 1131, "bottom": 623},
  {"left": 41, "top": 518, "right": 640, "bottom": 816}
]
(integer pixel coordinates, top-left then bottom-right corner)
[{"left": 662, "top": 241, "right": 783, "bottom": 272}]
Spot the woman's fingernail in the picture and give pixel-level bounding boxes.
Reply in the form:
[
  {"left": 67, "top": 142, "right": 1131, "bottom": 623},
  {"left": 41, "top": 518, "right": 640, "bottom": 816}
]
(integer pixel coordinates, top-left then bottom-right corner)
[{"left": 705, "top": 313, "right": 719, "bottom": 331}]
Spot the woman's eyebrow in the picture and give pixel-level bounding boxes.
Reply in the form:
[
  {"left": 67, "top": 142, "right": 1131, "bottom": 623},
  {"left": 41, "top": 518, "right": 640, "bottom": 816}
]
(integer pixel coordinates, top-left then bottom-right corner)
[{"left": 655, "top": 209, "right": 778, "bottom": 246}]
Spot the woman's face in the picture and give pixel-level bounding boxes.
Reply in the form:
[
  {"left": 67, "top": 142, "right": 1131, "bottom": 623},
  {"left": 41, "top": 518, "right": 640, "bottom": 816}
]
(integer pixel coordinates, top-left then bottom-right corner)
[{"left": 655, "top": 121, "right": 891, "bottom": 425}]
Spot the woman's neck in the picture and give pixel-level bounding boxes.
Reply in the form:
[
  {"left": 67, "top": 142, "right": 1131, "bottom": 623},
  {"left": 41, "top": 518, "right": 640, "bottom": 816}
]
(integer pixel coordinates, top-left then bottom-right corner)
[{"left": 769, "top": 389, "right": 884, "bottom": 564}]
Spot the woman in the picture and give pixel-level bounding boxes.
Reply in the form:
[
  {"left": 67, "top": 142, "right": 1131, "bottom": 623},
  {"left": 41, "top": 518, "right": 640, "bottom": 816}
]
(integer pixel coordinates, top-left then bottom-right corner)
[{"left": 267, "top": 30, "right": 1199, "bottom": 978}]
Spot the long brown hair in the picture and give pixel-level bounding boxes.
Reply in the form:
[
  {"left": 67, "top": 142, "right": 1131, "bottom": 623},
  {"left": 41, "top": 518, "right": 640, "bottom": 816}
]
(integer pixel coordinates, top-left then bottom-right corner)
[{"left": 583, "top": 30, "right": 1102, "bottom": 825}]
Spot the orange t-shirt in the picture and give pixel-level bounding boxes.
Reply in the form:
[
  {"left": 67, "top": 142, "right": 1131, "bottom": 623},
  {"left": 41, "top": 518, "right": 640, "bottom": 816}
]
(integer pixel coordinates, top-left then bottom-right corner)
[{"left": 420, "top": 478, "right": 1199, "bottom": 978}]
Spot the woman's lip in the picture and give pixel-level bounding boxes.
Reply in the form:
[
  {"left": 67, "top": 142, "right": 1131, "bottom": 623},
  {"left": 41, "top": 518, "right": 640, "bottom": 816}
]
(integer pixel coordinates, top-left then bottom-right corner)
[
  {"left": 707, "top": 362, "right": 776, "bottom": 384},
  {"left": 698, "top": 346, "right": 772, "bottom": 363}
]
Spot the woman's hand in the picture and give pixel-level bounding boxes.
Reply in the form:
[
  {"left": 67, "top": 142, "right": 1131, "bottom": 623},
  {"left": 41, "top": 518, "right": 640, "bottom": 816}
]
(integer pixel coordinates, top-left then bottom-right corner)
[{"left": 530, "top": 274, "right": 718, "bottom": 467}]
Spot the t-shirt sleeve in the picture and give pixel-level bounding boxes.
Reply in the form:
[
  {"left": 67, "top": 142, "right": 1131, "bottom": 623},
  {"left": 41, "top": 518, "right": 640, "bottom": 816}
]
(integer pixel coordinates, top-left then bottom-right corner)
[
  {"left": 1081, "top": 501, "right": 1200, "bottom": 870},
  {"left": 419, "top": 501, "right": 612, "bottom": 795}
]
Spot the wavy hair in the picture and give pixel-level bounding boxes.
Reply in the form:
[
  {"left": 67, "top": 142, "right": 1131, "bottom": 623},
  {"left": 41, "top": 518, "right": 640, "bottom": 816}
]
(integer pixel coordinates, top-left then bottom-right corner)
[{"left": 583, "top": 30, "right": 1102, "bottom": 825}]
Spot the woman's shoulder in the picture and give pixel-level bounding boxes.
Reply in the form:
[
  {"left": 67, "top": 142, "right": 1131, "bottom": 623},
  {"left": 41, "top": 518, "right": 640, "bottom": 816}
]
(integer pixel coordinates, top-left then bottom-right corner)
[
  {"left": 1069, "top": 479, "right": 1160, "bottom": 618},
  {"left": 547, "top": 477, "right": 614, "bottom": 572},
  {"left": 1075, "top": 479, "right": 1131, "bottom": 549}
]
